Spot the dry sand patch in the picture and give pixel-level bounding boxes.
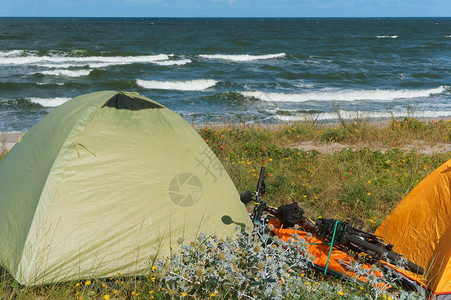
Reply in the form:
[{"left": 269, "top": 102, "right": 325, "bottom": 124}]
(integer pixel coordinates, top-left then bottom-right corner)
[
  {"left": 2, "top": 131, "right": 450, "bottom": 155},
  {"left": 1, "top": 132, "right": 23, "bottom": 151},
  {"left": 291, "top": 141, "right": 451, "bottom": 155}
]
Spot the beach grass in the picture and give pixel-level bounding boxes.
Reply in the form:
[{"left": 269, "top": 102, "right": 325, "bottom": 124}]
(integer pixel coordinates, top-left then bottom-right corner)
[
  {"left": 199, "top": 117, "right": 450, "bottom": 230},
  {"left": 0, "top": 117, "right": 449, "bottom": 299}
]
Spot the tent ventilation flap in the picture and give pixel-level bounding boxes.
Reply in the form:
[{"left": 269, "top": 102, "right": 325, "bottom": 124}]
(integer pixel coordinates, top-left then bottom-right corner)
[{"left": 102, "top": 93, "right": 163, "bottom": 110}]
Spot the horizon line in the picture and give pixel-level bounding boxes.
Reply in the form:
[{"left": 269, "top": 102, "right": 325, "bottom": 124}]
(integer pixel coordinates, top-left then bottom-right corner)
[{"left": 1, "top": 16, "right": 450, "bottom": 18}]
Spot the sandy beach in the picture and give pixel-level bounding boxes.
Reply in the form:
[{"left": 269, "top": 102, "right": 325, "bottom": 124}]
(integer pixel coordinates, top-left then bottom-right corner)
[
  {"left": 2, "top": 127, "right": 450, "bottom": 154},
  {"left": 0, "top": 132, "right": 23, "bottom": 151}
]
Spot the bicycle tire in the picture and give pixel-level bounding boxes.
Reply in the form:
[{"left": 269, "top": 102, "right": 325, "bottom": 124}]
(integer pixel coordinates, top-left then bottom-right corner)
[{"left": 346, "top": 235, "right": 424, "bottom": 275}]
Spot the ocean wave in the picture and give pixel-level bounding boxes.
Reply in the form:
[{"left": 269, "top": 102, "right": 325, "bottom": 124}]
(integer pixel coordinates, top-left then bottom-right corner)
[
  {"left": 375, "top": 35, "right": 398, "bottom": 39},
  {"left": 36, "top": 63, "right": 83, "bottom": 68},
  {"left": 136, "top": 79, "right": 218, "bottom": 91},
  {"left": 292, "top": 82, "right": 315, "bottom": 89},
  {"left": 0, "top": 98, "right": 43, "bottom": 109},
  {"left": 276, "top": 110, "right": 451, "bottom": 122},
  {"left": 36, "top": 62, "right": 126, "bottom": 69},
  {"left": 36, "top": 69, "right": 92, "bottom": 77},
  {"left": 0, "top": 50, "right": 32, "bottom": 57},
  {"left": 29, "top": 97, "right": 71, "bottom": 107},
  {"left": 0, "top": 54, "right": 170, "bottom": 67},
  {"left": 47, "top": 49, "right": 88, "bottom": 56},
  {"left": 240, "top": 86, "right": 446, "bottom": 102},
  {"left": 35, "top": 57, "right": 188, "bottom": 68},
  {"left": 36, "top": 82, "right": 65, "bottom": 86},
  {"left": 199, "top": 53, "right": 285, "bottom": 62},
  {"left": 153, "top": 59, "right": 192, "bottom": 66}
]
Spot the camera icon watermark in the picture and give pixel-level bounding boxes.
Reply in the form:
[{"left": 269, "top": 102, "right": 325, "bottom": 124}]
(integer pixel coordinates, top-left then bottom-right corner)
[{"left": 168, "top": 173, "right": 203, "bottom": 207}]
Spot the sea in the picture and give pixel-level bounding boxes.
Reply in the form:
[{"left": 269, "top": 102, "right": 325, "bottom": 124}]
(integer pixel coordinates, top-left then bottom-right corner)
[{"left": 0, "top": 17, "right": 450, "bottom": 132}]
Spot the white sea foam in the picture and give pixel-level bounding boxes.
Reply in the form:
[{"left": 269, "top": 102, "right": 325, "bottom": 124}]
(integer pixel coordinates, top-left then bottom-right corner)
[
  {"left": 85, "top": 62, "right": 132, "bottom": 68},
  {"left": 36, "top": 63, "right": 84, "bottom": 68},
  {"left": 0, "top": 54, "right": 170, "bottom": 67},
  {"left": 36, "top": 82, "right": 65, "bottom": 86},
  {"left": 136, "top": 79, "right": 218, "bottom": 91},
  {"left": 153, "top": 59, "right": 192, "bottom": 66},
  {"left": 304, "top": 60, "right": 322, "bottom": 65},
  {"left": 38, "top": 69, "right": 92, "bottom": 77},
  {"left": 293, "top": 82, "right": 315, "bottom": 89},
  {"left": 375, "top": 35, "right": 398, "bottom": 39},
  {"left": 199, "top": 53, "right": 286, "bottom": 62},
  {"left": 47, "top": 49, "right": 88, "bottom": 56},
  {"left": 29, "top": 97, "right": 71, "bottom": 107},
  {"left": 37, "top": 62, "right": 124, "bottom": 69},
  {"left": 276, "top": 110, "right": 451, "bottom": 122},
  {"left": 240, "top": 86, "right": 446, "bottom": 102},
  {"left": 445, "top": 35, "right": 451, "bottom": 38},
  {"left": 0, "top": 50, "right": 29, "bottom": 57},
  {"left": 34, "top": 56, "right": 187, "bottom": 68}
]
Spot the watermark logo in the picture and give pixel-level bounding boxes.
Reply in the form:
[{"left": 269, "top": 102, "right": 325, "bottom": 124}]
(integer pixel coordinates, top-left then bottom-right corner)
[
  {"left": 194, "top": 147, "right": 224, "bottom": 182},
  {"left": 168, "top": 173, "right": 203, "bottom": 207}
]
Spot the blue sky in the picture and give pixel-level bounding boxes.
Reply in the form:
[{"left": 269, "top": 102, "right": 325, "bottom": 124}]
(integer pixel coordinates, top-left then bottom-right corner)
[{"left": 1, "top": 0, "right": 450, "bottom": 17}]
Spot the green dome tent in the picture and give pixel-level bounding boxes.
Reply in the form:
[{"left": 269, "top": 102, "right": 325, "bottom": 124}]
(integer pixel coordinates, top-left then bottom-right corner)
[{"left": 0, "top": 91, "right": 251, "bottom": 286}]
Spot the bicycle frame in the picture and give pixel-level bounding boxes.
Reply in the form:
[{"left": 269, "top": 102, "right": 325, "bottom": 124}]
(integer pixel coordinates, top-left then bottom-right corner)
[{"left": 241, "top": 166, "right": 424, "bottom": 275}]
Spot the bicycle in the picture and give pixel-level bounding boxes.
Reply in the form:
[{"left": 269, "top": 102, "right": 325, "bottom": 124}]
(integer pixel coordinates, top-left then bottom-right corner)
[{"left": 240, "top": 166, "right": 424, "bottom": 275}]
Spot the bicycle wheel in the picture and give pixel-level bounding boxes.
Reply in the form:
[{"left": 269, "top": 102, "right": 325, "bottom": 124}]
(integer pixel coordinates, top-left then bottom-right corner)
[{"left": 346, "top": 235, "right": 424, "bottom": 275}]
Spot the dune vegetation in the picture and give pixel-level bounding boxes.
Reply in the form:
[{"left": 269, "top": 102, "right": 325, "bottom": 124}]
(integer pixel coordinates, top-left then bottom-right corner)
[
  {"left": 0, "top": 117, "right": 449, "bottom": 299},
  {"left": 200, "top": 117, "right": 450, "bottom": 231}
]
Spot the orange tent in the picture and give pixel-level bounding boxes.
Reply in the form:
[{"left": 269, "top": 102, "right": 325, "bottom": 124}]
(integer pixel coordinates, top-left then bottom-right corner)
[{"left": 375, "top": 159, "right": 451, "bottom": 299}]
